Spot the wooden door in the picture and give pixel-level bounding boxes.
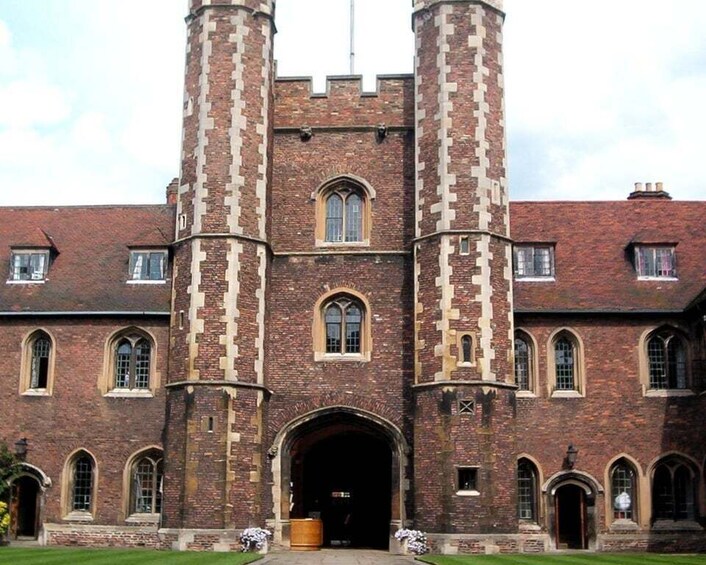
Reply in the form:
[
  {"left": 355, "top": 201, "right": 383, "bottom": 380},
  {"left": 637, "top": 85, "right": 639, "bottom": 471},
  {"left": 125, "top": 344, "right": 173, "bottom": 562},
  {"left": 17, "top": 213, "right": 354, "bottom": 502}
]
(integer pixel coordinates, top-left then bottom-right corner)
[{"left": 9, "top": 483, "right": 19, "bottom": 539}]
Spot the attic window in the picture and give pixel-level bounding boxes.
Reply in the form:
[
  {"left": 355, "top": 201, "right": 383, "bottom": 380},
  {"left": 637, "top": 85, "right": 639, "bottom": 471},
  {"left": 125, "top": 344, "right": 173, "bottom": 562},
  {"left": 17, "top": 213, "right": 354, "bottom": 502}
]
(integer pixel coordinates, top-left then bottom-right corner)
[
  {"left": 129, "top": 250, "right": 166, "bottom": 282},
  {"left": 635, "top": 246, "right": 677, "bottom": 279},
  {"left": 9, "top": 250, "right": 49, "bottom": 282},
  {"left": 513, "top": 245, "right": 554, "bottom": 280}
]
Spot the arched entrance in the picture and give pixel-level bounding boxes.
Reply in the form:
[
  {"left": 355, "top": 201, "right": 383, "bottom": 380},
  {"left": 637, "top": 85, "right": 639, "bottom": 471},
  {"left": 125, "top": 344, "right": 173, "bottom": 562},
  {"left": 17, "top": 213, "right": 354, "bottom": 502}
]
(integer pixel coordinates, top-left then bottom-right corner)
[
  {"left": 554, "top": 484, "right": 586, "bottom": 549},
  {"left": 544, "top": 471, "right": 602, "bottom": 551},
  {"left": 10, "top": 470, "right": 46, "bottom": 540},
  {"left": 271, "top": 407, "right": 409, "bottom": 551}
]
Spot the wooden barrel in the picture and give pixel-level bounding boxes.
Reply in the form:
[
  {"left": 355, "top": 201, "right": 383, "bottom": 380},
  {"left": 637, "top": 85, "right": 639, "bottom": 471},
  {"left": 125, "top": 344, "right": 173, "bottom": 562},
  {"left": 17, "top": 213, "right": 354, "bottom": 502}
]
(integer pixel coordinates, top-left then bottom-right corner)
[{"left": 290, "top": 518, "right": 323, "bottom": 551}]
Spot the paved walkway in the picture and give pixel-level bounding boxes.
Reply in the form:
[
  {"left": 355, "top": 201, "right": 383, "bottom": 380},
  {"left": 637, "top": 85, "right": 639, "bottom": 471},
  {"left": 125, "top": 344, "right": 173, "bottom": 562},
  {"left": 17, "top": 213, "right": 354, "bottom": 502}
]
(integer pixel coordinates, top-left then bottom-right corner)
[{"left": 261, "top": 549, "right": 416, "bottom": 564}]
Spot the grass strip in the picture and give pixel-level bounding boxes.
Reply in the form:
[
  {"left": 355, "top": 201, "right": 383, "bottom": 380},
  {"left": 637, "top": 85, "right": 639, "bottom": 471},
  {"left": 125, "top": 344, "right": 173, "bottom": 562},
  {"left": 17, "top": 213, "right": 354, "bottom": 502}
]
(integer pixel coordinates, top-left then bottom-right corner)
[
  {"left": 0, "top": 547, "right": 263, "bottom": 564},
  {"left": 416, "top": 554, "right": 706, "bottom": 565}
]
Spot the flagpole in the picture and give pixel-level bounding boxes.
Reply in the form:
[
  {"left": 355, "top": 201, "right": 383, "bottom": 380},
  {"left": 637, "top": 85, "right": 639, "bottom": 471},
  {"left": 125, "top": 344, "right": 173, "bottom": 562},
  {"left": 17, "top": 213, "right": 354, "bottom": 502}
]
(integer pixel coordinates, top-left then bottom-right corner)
[{"left": 349, "top": 0, "right": 355, "bottom": 74}]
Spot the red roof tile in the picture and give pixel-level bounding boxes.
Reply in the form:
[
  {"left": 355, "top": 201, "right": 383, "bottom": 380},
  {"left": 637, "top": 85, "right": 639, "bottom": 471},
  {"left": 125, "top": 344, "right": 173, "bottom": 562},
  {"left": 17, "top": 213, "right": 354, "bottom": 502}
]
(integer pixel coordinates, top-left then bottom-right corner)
[
  {"left": 510, "top": 200, "right": 706, "bottom": 313},
  {"left": 0, "top": 205, "right": 175, "bottom": 313}
]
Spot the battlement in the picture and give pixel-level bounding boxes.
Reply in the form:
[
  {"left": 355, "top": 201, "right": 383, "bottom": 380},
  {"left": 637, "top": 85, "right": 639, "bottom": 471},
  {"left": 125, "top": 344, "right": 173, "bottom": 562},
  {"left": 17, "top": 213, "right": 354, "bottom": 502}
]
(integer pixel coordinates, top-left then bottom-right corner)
[
  {"left": 188, "top": 0, "right": 274, "bottom": 16},
  {"left": 274, "top": 74, "right": 414, "bottom": 129},
  {"left": 413, "top": 0, "right": 503, "bottom": 14}
]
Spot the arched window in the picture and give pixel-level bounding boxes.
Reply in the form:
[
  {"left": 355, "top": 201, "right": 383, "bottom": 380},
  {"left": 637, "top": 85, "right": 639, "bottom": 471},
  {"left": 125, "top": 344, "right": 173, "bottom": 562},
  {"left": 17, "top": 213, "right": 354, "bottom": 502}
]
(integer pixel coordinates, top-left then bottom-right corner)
[
  {"left": 652, "top": 458, "right": 696, "bottom": 522},
  {"left": 314, "top": 291, "right": 371, "bottom": 361},
  {"left": 131, "top": 453, "right": 163, "bottom": 515},
  {"left": 315, "top": 177, "right": 373, "bottom": 246},
  {"left": 517, "top": 459, "right": 538, "bottom": 522},
  {"left": 514, "top": 333, "right": 532, "bottom": 392},
  {"left": 67, "top": 452, "right": 95, "bottom": 515},
  {"left": 647, "top": 331, "right": 688, "bottom": 390},
  {"left": 325, "top": 189, "right": 363, "bottom": 243},
  {"left": 547, "top": 330, "right": 584, "bottom": 396},
  {"left": 610, "top": 460, "right": 637, "bottom": 522},
  {"left": 554, "top": 337, "right": 575, "bottom": 390},
  {"left": 461, "top": 335, "right": 473, "bottom": 364},
  {"left": 30, "top": 332, "right": 51, "bottom": 389},
  {"left": 114, "top": 335, "right": 152, "bottom": 390},
  {"left": 324, "top": 298, "right": 362, "bottom": 354},
  {"left": 456, "top": 333, "right": 475, "bottom": 366},
  {"left": 21, "top": 330, "right": 56, "bottom": 395}
]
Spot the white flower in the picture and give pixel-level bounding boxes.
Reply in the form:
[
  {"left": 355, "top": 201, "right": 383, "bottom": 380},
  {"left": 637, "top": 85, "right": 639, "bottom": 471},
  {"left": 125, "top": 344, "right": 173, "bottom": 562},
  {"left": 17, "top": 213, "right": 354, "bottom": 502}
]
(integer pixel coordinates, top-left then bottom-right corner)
[
  {"left": 239, "top": 527, "right": 272, "bottom": 552},
  {"left": 394, "top": 528, "right": 429, "bottom": 555}
]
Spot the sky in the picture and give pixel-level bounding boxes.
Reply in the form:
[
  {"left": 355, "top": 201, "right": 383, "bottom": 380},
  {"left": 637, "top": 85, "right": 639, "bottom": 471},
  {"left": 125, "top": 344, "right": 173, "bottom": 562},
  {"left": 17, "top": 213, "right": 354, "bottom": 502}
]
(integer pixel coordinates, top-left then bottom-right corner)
[{"left": 0, "top": 0, "right": 704, "bottom": 206}]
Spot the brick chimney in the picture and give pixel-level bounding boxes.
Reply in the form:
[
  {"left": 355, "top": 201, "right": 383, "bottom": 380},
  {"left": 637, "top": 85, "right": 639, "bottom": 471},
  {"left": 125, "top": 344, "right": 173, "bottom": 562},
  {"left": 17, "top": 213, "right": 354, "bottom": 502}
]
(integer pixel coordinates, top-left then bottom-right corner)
[
  {"left": 627, "top": 181, "right": 672, "bottom": 200},
  {"left": 165, "top": 177, "right": 179, "bottom": 205}
]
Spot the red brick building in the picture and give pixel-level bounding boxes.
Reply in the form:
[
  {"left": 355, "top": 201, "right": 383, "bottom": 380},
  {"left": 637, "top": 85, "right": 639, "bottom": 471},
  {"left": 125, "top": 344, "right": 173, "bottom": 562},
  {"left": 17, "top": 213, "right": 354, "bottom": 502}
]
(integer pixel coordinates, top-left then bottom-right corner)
[{"left": 1, "top": 0, "right": 704, "bottom": 554}]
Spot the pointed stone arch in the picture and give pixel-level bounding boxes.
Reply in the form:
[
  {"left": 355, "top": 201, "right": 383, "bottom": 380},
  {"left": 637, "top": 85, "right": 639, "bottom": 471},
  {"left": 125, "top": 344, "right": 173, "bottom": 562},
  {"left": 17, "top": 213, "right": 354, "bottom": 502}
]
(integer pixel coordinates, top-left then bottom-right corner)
[{"left": 269, "top": 405, "right": 410, "bottom": 551}]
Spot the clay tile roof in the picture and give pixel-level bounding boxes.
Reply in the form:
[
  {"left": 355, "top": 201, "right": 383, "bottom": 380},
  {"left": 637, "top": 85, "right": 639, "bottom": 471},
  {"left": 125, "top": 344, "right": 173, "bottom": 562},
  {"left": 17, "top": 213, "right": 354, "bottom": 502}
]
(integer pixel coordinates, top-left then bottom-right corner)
[
  {"left": 0, "top": 205, "right": 175, "bottom": 314},
  {"left": 510, "top": 200, "right": 706, "bottom": 313}
]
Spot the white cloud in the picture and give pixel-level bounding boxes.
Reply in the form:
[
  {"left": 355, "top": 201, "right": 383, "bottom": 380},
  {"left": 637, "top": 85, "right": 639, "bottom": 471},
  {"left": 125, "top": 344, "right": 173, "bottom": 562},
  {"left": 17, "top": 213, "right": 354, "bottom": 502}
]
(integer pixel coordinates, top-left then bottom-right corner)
[
  {"left": 0, "top": 1, "right": 704, "bottom": 205},
  {"left": 69, "top": 112, "right": 112, "bottom": 153},
  {"left": 0, "top": 79, "right": 71, "bottom": 128}
]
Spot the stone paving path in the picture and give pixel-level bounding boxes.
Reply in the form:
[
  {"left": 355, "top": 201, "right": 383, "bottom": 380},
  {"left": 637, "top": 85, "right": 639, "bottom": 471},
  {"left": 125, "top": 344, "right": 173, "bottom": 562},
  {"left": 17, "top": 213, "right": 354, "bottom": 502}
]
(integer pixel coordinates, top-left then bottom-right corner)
[{"left": 261, "top": 549, "right": 416, "bottom": 564}]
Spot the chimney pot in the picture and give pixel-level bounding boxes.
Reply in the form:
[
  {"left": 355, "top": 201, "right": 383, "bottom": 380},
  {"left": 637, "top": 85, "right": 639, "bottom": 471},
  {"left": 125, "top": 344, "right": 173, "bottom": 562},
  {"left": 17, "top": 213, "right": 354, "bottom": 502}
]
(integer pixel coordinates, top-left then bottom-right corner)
[
  {"left": 656, "top": 181, "right": 664, "bottom": 192},
  {"left": 645, "top": 182, "right": 653, "bottom": 192},
  {"left": 166, "top": 177, "right": 179, "bottom": 205},
  {"left": 634, "top": 182, "right": 643, "bottom": 192}
]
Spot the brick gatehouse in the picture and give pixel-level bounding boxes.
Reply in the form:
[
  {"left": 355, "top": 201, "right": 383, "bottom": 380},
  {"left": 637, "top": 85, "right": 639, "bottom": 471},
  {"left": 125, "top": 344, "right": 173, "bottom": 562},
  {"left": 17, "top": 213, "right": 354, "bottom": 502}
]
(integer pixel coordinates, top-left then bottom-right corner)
[{"left": 1, "top": 0, "right": 704, "bottom": 555}]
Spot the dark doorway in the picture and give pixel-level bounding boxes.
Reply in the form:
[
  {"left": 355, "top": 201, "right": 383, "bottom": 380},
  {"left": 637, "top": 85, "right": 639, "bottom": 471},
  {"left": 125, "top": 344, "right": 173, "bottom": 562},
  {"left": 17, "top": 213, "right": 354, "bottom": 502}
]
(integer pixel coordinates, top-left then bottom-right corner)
[
  {"left": 555, "top": 484, "right": 587, "bottom": 549},
  {"left": 11, "top": 475, "right": 40, "bottom": 539},
  {"left": 291, "top": 430, "right": 392, "bottom": 549}
]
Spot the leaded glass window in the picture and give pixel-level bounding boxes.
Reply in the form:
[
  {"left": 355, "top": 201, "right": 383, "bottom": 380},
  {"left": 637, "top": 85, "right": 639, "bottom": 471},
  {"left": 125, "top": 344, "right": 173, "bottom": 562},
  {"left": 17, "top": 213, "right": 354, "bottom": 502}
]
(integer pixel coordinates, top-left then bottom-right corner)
[
  {"left": 611, "top": 462, "right": 636, "bottom": 521},
  {"left": 72, "top": 455, "right": 94, "bottom": 512},
  {"left": 554, "top": 337, "right": 575, "bottom": 390},
  {"left": 325, "top": 194, "right": 344, "bottom": 242},
  {"left": 132, "top": 455, "right": 163, "bottom": 514},
  {"left": 324, "top": 297, "right": 363, "bottom": 355},
  {"left": 514, "top": 336, "right": 530, "bottom": 391},
  {"left": 129, "top": 250, "right": 166, "bottom": 281},
  {"left": 514, "top": 245, "right": 554, "bottom": 278},
  {"left": 30, "top": 334, "right": 51, "bottom": 389},
  {"left": 653, "top": 460, "right": 695, "bottom": 522},
  {"left": 648, "top": 332, "right": 687, "bottom": 389},
  {"left": 325, "top": 305, "right": 342, "bottom": 353},
  {"left": 636, "top": 246, "right": 676, "bottom": 278},
  {"left": 10, "top": 251, "right": 48, "bottom": 281},
  {"left": 113, "top": 335, "right": 152, "bottom": 390},
  {"left": 517, "top": 460, "right": 537, "bottom": 521},
  {"left": 324, "top": 188, "right": 364, "bottom": 243}
]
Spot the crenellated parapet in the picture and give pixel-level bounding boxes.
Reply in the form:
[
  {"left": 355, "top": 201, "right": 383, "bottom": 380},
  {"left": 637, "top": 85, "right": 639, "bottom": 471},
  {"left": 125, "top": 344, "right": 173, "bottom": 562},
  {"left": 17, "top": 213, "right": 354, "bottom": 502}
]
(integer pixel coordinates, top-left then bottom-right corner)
[
  {"left": 188, "top": 0, "right": 275, "bottom": 17},
  {"left": 412, "top": 0, "right": 503, "bottom": 15},
  {"left": 274, "top": 75, "right": 414, "bottom": 129}
]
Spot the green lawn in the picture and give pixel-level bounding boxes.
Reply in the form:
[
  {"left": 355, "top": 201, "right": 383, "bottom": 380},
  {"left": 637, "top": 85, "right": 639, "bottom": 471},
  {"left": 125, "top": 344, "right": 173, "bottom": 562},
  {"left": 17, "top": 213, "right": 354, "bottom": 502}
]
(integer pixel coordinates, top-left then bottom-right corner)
[
  {"left": 0, "top": 547, "right": 263, "bottom": 564},
  {"left": 417, "top": 554, "right": 706, "bottom": 565}
]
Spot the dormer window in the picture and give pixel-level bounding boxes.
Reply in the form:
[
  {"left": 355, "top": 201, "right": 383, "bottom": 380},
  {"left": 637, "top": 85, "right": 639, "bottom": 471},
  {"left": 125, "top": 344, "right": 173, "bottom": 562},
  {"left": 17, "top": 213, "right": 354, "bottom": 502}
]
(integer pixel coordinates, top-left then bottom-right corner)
[
  {"left": 129, "top": 250, "right": 166, "bottom": 282},
  {"left": 9, "top": 250, "right": 49, "bottom": 282},
  {"left": 513, "top": 244, "right": 554, "bottom": 280},
  {"left": 635, "top": 246, "right": 676, "bottom": 279}
]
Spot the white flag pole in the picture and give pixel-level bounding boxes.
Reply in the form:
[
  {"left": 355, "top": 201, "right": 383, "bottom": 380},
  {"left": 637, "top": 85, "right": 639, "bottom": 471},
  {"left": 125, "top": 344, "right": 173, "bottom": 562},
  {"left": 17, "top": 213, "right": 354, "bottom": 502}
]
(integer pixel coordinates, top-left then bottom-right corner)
[{"left": 349, "top": 0, "right": 355, "bottom": 74}]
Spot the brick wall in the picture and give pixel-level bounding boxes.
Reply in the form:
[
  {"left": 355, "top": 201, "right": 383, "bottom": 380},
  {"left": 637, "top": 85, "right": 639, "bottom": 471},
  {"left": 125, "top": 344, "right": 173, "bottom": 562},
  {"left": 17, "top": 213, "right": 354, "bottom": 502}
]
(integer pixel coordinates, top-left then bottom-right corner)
[{"left": 0, "top": 317, "right": 167, "bottom": 524}]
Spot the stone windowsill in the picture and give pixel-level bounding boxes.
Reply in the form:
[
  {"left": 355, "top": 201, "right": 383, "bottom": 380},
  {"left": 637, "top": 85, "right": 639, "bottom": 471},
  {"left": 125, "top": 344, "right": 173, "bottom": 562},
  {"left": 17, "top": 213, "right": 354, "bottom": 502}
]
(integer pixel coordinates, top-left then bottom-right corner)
[
  {"left": 104, "top": 389, "right": 155, "bottom": 399},
  {"left": 516, "top": 390, "right": 537, "bottom": 399},
  {"left": 550, "top": 389, "right": 584, "bottom": 399},
  {"left": 455, "top": 490, "right": 480, "bottom": 497},
  {"left": 22, "top": 389, "right": 51, "bottom": 397},
  {"left": 609, "top": 519, "right": 640, "bottom": 532},
  {"left": 518, "top": 521, "right": 542, "bottom": 532},
  {"left": 125, "top": 513, "right": 160, "bottom": 525},
  {"left": 63, "top": 511, "right": 94, "bottom": 523},
  {"left": 651, "top": 520, "right": 702, "bottom": 532},
  {"left": 645, "top": 389, "right": 695, "bottom": 398}
]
